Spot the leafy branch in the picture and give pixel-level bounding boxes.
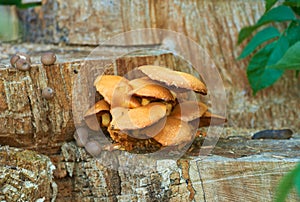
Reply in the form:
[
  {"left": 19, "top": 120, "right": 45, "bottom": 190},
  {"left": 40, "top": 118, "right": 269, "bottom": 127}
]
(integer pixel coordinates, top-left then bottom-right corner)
[{"left": 238, "top": 0, "right": 300, "bottom": 95}]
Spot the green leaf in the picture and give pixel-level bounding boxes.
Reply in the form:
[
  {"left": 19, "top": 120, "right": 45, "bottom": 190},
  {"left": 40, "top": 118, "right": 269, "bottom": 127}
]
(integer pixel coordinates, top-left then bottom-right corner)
[
  {"left": 238, "top": 6, "right": 296, "bottom": 44},
  {"left": 265, "top": 0, "right": 278, "bottom": 11},
  {"left": 286, "top": 20, "right": 300, "bottom": 46},
  {"left": 257, "top": 5, "right": 296, "bottom": 25},
  {"left": 284, "top": 0, "right": 300, "bottom": 7},
  {"left": 247, "top": 37, "right": 288, "bottom": 94},
  {"left": 0, "top": 0, "right": 41, "bottom": 8},
  {"left": 275, "top": 164, "right": 300, "bottom": 202},
  {"left": 238, "top": 26, "right": 280, "bottom": 59},
  {"left": 0, "top": 0, "right": 21, "bottom": 5},
  {"left": 295, "top": 165, "right": 300, "bottom": 197},
  {"left": 268, "top": 41, "right": 300, "bottom": 70},
  {"left": 238, "top": 26, "right": 256, "bottom": 44}
]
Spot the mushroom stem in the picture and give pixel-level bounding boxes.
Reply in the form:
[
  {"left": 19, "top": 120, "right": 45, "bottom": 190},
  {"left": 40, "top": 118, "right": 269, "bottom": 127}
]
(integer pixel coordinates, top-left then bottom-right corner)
[{"left": 101, "top": 113, "right": 111, "bottom": 127}]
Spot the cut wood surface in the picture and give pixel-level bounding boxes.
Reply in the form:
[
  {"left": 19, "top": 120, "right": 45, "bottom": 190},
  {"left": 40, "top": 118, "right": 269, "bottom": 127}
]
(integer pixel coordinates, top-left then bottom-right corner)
[
  {"left": 52, "top": 140, "right": 300, "bottom": 202},
  {"left": 0, "top": 146, "right": 56, "bottom": 202},
  {"left": 0, "top": 44, "right": 299, "bottom": 154},
  {"left": 0, "top": 0, "right": 299, "bottom": 201}
]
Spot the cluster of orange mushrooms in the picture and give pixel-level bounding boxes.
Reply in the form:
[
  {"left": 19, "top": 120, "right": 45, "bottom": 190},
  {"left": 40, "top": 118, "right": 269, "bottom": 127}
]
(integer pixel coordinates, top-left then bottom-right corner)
[{"left": 74, "top": 65, "right": 226, "bottom": 155}]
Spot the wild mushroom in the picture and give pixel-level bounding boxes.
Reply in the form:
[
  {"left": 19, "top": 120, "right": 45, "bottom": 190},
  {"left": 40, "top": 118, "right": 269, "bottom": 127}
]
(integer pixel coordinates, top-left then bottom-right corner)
[
  {"left": 153, "top": 117, "right": 193, "bottom": 146},
  {"left": 41, "top": 52, "right": 56, "bottom": 65},
  {"left": 129, "top": 77, "right": 175, "bottom": 102},
  {"left": 94, "top": 75, "right": 140, "bottom": 108},
  {"left": 110, "top": 102, "right": 167, "bottom": 131},
  {"left": 42, "top": 87, "right": 55, "bottom": 99},
  {"left": 10, "top": 54, "right": 20, "bottom": 67},
  {"left": 170, "top": 101, "right": 208, "bottom": 122},
  {"left": 84, "top": 99, "right": 110, "bottom": 131},
  {"left": 15, "top": 58, "right": 31, "bottom": 71},
  {"left": 129, "top": 77, "right": 175, "bottom": 114},
  {"left": 10, "top": 53, "right": 31, "bottom": 68},
  {"left": 138, "top": 65, "right": 207, "bottom": 95},
  {"left": 85, "top": 140, "right": 102, "bottom": 156}
]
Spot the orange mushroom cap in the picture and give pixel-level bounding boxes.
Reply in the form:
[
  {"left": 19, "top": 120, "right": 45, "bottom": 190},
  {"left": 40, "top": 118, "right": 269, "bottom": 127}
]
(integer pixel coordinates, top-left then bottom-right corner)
[{"left": 138, "top": 65, "right": 207, "bottom": 95}]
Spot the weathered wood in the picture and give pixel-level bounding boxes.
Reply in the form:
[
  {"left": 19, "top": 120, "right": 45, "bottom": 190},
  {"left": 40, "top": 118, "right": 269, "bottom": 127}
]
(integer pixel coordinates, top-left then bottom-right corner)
[
  {"left": 0, "top": 44, "right": 299, "bottom": 154},
  {"left": 14, "top": 0, "right": 300, "bottom": 131},
  {"left": 0, "top": 0, "right": 299, "bottom": 201},
  {"left": 0, "top": 47, "right": 194, "bottom": 154},
  {"left": 0, "top": 146, "right": 56, "bottom": 202},
  {"left": 52, "top": 138, "right": 300, "bottom": 202}
]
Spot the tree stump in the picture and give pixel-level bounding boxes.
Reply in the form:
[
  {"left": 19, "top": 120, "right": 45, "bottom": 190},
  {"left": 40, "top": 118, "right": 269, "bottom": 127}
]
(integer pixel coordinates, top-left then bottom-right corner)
[{"left": 0, "top": 0, "right": 299, "bottom": 201}]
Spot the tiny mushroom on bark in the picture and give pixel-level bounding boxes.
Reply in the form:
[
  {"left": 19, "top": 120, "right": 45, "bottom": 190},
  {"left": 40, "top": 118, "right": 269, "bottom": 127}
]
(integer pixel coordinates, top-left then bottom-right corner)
[
  {"left": 10, "top": 53, "right": 31, "bottom": 68},
  {"left": 10, "top": 54, "right": 20, "bottom": 67},
  {"left": 41, "top": 52, "right": 56, "bottom": 65},
  {"left": 15, "top": 58, "right": 31, "bottom": 71},
  {"left": 85, "top": 140, "right": 102, "bottom": 156},
  {"left": 42, "top": 87, "right": 55, "bottom": 99}
]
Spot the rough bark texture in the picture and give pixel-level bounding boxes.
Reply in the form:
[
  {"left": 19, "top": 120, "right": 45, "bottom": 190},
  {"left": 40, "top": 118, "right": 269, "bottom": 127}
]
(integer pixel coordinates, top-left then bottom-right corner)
[
  {"left": 52, "top": 139, "right": 299, "bottom": 202},
  {"left": 0, "top": 146, "right": 56, "bottom": 202},
  {"left": 16, "top": 0, "right": 300, "bottom": 131},
  {"left": 0, "top": 0, "right": 299, "bottom": 201},
  {"left": 0, "top": 46, "right": 299, "bottom": 155}
]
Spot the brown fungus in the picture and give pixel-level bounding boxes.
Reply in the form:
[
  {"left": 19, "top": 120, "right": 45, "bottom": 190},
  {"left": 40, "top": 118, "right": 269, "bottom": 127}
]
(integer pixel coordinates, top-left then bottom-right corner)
[
  {"left": 85, "top": 140, "right": 102, "bottom": 156},
  {"left": 153, "top": 117, "right": 192, "bottom": 146},
  {"left": 170, "top": 101, "right": 208, "bottom": 122},
  {"left": 41, "top": 52, "right": 57, "bottom": 65},
  {"left": 138, "top": 65, "right": 207, "bottom": 95},
  {"left": 15, "top": 58, "right": 31, "bottom": 71},
  {"left": 84, "top": 100, "right": 111, "bottom": 131},
  {"left": 94, "top": 75, "right": 140, "bottom": 108},
  {"left": 10, "top": 54, "right": 20, "bottom": 67},
  {"left": 110, "top": 102, "right": 167, "bottom": 131},
  {"left": 42, "top": 87, "right": 55, "bottom": 100}
]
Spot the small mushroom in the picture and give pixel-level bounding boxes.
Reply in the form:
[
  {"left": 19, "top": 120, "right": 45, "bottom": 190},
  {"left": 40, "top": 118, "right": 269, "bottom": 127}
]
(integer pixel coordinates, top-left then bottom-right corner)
[
  {"left": 110, "top": 102, "right": 167, "bottom": 130},
  {"left": 10, "top": 54, "right": 20, "bottom": 67},
  {"left": 94, "top": 75, "right": 140, "bottom": 108},
  {"left": 84, "top": 100, "right": 110, "bottom": 131},
  {"left": 170, "top": 101, "right": 208, "bottom": 122},
  {"left": 138, "top": 65, "right": 207, "bottom": 95},
  {"left": 17, "top": 53, "right": 31, "bottom": 63},
  {"left": 73, "top": 127, "right": 89, "bottom": 147},
  {"left": 85, "top": 140, "right": 102, "bottom": 156},
  {"left": 15, "top": 58, "right": 31, "bottom": 71},
  {"left": 42, "top": 87, "right": 55, "bottom": 99},
  {"left": 41, "top": 52, "right": 56, "bottom": 65},
  {"left": 153, "top": 117, "right": 193, "bottom": 146},
  {"left": 129, "top": 77, "right": 175, "bottom": 102}
]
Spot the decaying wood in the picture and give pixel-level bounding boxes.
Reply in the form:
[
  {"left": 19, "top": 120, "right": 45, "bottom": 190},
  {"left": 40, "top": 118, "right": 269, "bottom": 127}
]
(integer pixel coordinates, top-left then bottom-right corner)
[
  {"left": 0, "top": 146, "right": 56, "bottom": 202},
  {"left": 0, "top": 46, "right": 299, "bottom": 155},
  {"left": 0, "top": 0, "right": 299, "bottom": 201},
  {"left": 51, "top": 136, "right": 299, "bottom": 202},
  {"left": 15, "top": 0, "right": 300, "bottom": 131}
]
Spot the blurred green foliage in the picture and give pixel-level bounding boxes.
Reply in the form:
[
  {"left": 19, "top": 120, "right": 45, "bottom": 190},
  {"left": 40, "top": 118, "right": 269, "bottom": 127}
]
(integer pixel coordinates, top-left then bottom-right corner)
[{"left": 238, "top": 0, "right": 300, "bottom": 95}]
